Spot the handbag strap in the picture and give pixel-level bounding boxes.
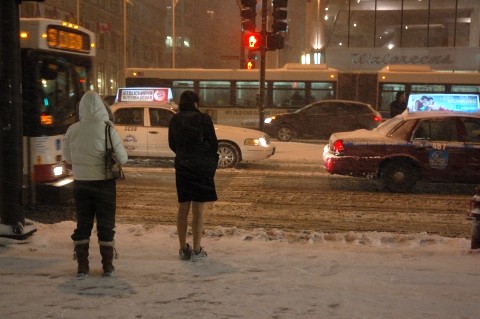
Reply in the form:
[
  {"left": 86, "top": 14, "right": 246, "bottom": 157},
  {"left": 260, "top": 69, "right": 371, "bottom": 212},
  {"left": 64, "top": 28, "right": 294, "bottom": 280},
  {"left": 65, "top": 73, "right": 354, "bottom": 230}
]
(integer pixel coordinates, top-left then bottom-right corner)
[
  {"left": 105, "top": 122, "right": 114, "bottom": 150},
  {"left": 104, "top": 123, "right": 114, "bottom": 173}
]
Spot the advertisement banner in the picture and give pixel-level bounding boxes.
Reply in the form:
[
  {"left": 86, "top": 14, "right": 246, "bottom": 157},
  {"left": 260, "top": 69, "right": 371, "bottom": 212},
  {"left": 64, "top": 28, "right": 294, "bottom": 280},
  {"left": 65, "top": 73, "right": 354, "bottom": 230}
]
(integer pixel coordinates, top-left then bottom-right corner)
[
  {"left": 407, "top": 94, "right": 479, "bottom": 113},
  {"left": 116, "top": 88, "right": 173, "bottom": 103}
]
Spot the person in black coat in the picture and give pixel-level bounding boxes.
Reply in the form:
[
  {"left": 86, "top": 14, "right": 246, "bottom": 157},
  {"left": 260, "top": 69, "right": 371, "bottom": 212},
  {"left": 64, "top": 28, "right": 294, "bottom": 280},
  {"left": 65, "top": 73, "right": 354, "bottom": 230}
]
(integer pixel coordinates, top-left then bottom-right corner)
[
  {"left": 168, "top": 90, "right": 219, "bottom": 262},
  {"left": 390, "top": 91, "right": 407, "bottom": 117}
]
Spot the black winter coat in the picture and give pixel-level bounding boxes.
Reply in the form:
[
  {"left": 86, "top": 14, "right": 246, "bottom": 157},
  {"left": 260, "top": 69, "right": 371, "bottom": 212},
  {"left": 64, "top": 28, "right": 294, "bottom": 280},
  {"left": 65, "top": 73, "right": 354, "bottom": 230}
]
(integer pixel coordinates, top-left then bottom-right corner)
[{"left": 168, "top": 109, "right": 219, "bottom": 176}]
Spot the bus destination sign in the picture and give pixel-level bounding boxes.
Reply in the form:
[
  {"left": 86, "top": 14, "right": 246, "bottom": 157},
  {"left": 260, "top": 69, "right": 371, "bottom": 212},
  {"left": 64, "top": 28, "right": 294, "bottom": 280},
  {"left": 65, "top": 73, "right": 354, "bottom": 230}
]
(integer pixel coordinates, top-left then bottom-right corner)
[{"left": 46, "top": 25, "right": 90, "bottom": 53}]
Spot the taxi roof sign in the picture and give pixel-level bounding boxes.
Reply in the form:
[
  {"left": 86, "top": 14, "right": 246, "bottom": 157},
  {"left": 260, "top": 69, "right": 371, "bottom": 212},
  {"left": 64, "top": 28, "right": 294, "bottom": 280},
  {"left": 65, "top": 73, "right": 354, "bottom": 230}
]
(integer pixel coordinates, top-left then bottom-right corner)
[
  {"left": 116, "top": 88, "right": 173, "bottom": 103},
  {"left": 407, "top": 93, "right": 479, "bottom": 113}
]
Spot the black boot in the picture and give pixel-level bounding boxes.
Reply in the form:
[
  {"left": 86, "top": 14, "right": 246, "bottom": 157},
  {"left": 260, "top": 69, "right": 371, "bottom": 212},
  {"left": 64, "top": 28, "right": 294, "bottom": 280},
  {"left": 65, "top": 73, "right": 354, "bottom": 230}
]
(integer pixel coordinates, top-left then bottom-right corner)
[
  {"left": 73, "top": 240, "right": 90, "bottom": 278},
  {"left": 99, "top": 241, "right": 117, "bottom": 277}
]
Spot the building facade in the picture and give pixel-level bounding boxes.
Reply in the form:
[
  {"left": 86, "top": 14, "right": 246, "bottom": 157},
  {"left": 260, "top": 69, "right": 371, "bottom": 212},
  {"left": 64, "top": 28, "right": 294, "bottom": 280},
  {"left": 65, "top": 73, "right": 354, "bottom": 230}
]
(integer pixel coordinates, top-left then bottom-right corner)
[{"left": 304, "top": 0, "right": 480, "bottom": 72}]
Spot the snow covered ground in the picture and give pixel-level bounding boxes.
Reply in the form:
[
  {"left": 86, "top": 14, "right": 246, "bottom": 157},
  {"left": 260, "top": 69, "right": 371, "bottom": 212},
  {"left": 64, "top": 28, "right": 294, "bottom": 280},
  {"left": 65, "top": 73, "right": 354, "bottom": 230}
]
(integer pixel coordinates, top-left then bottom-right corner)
[{"left": 1, "top": 141, "right": 479, "bottom": 319}]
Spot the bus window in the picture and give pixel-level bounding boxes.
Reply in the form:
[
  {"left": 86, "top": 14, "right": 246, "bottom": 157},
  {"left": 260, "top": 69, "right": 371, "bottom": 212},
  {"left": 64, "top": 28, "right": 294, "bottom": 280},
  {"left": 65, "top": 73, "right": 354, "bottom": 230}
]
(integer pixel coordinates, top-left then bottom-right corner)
[
  {"left": 272, "top": 81, "right": 306, "bottom": 108},
  {"left": 310, "top": 82, "right": 335, "bottom": 102},
  {"left": 452, "top": 85, "right": 480, "bottom": 93},
  {"left": 410, "top": 84, "right": 445, "bottom": 92},
  {"left": 236, "top": 81, "right": 259, "bottom": 107},
  {"left": 379, "top": 83, "right": 406, "bottom": 113},
  {"left": 199, "top": 81, "right": 230, "bottom": 107},
  {"left": 172, "top": 80, "right": 194, "bottom": 104}
]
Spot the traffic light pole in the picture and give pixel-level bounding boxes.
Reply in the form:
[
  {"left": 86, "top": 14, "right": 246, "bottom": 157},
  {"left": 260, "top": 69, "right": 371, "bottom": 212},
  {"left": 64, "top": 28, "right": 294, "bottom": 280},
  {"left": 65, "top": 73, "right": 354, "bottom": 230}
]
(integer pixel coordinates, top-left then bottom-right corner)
[
  {"left": 0, "top": 0, "right": 36, "bottom": 239},
  {"left": 258, "top": 0, "right": 267, "bottom": 132}
]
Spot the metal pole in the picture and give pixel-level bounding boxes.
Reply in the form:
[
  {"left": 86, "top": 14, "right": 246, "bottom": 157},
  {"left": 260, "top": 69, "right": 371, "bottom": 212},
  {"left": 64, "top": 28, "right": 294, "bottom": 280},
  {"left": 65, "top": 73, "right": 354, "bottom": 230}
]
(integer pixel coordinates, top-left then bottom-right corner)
[
  {"left": 0, "top": 0, "right": 26, "bottom": 234},
  {"left": 77, "top": 0, "right": 80, "bottom": 24},
  {"left": 123, "top": 0, "right": 127, "bottom": 85},
  {"left": 172, "top": 0, "right": 176, "bottom": 68},
  {"left": 258, "top": 0, "right": 267, "bottom": 131}
]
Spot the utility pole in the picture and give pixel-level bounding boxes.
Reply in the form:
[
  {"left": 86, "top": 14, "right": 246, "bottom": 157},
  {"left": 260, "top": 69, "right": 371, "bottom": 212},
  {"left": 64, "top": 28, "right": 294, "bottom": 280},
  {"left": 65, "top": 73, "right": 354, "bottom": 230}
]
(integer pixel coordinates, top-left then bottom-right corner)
[
  {"left": 258, "top": 0, "right": 267, "bottom": 131},
  {"left": 0, "top": 0, "right": 37, "bottom": 239}
]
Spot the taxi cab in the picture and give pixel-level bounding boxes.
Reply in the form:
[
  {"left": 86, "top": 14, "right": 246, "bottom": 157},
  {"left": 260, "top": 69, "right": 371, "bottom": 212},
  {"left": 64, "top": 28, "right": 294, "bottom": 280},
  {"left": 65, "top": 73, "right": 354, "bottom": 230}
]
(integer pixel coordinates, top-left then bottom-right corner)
[
  {"left": 110, "top": 88, "right": 275, "bottom": 168},
  {"left": 323, "top": 94, "right": 480, "bottom": 192}
]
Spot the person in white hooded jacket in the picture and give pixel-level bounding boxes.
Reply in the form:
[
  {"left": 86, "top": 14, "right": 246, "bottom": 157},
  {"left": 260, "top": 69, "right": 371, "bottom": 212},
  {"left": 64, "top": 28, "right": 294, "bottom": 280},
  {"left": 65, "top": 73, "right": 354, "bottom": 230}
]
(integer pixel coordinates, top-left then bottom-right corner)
[{"left": 63, "top": 91, "right": 128, "bottom": 277}]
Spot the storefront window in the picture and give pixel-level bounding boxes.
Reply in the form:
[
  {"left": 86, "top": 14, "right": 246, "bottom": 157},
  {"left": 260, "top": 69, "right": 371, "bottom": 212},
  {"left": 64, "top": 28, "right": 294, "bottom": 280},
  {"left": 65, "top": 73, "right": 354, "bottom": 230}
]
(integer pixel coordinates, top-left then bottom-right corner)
[
  {"left": 429, "top": 0, "right": 456, "bottom": 47},
  {"left": 375, "top": 0, "right": 402, "bottom": 49},
  {"left": 325, "top": 0, "right": 478, "bottom": 50},
  {"left": 325, "top": 1, "right": 349, "bottom": 48},
  {"left": 402, "top": 0, "right": 429, "bottom": 47},
  {"left": 349, "top": 1, "right": 375, "bottom": 48},
  {"left": 455, "top": 0, "right": 477, "bottom": 47}
]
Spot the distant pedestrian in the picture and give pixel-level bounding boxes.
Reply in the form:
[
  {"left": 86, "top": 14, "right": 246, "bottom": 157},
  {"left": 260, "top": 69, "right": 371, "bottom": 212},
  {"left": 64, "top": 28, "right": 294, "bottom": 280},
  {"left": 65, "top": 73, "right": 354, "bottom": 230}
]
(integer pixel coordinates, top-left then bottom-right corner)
[
  {"left": 168, "top": 91, "right": 219, "bottom": 262},
  {"left": 63, "top": 91, "right": 128, "bottom": 278},
  {"left": 390, "top": 91, "right": 407, "bottom": 117}
]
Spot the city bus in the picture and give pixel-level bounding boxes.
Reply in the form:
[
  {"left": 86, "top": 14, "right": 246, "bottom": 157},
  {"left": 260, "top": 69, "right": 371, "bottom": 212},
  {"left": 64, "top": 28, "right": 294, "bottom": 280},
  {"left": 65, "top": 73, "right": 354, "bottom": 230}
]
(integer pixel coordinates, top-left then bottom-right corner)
[
  {"left": 377, "top": 65, "right": 480, "bottom": 117},
  {"left": 125, "top": 64, "right": 480, "bottom": 129},
  {"left": 19, "top": 18, "right": 96, "bottom": 204},
  {"left": 125, "top": 64, "right": 338, "bottom": 128}
]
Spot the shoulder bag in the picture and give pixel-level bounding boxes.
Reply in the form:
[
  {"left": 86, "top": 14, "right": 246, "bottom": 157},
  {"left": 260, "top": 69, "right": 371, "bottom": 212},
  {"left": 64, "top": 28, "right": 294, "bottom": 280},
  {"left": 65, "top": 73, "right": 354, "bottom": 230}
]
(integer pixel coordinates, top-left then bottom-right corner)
[{"left": 105, "top": 123, "right": 125, "bottom": 180}]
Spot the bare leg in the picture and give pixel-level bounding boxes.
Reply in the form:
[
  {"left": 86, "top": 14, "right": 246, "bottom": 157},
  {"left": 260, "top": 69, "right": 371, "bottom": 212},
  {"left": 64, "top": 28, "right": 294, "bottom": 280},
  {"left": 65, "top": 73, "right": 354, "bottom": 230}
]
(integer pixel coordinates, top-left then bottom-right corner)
[
  {"left": 191, "top": 202, "right": 204, "bottom": 252},
  {"left": 177, "top": 201, "right": 191, "bottom": 250}
]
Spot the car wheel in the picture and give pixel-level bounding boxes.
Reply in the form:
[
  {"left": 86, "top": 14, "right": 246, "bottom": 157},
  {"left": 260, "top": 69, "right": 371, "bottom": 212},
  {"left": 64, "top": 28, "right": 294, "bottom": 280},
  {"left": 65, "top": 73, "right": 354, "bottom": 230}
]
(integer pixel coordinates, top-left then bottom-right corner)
[
  {"left": 277, "top": 125, "right": 295, "bottom": 141},
  {"left": 218, "top": 142, "right": 240, "bottom": 168},
  {"left": 381, "top": 161, "right": 418, "bottom": 193}
]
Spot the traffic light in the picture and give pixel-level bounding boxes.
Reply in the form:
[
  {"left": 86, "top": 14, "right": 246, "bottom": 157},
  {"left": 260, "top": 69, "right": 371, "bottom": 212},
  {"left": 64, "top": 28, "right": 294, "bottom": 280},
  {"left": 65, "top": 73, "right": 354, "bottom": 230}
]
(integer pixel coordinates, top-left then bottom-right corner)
[
  {"left": 272, "top": 0, "right": 288, "bottom": 33},
  {"left": 266, "top": 32, "right": 285, "bottom": 50},
  {"left": 245, "top": 52, "right": 258, "bottom": 69},
  {"left": 241, "top": 0, "right": 257, "bottom": 32},
  {"left": 244, "top": 32, "right": 262, "bottom": 51}
]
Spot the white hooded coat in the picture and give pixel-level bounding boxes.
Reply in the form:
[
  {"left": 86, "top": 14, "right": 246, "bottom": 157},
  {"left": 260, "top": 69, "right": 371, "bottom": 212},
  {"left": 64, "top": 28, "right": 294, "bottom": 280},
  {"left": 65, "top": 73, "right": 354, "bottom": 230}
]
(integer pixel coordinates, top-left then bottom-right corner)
[{"left": 63, "top": 91, "right": 128, "bottom": 180}]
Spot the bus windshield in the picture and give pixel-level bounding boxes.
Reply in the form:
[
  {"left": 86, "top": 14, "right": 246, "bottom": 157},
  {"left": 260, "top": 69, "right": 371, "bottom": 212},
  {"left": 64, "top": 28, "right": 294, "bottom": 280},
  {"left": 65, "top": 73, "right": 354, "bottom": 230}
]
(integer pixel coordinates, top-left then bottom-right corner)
[{"left": 22, "top": 52, "right": 92, "bottom": 136}]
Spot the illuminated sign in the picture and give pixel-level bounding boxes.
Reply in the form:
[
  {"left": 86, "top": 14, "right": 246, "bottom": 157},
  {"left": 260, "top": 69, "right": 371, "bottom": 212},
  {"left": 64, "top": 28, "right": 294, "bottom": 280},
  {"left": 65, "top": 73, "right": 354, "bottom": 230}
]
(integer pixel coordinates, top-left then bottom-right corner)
[
  {"left": 116, "top": 88, "right": 173, "bottom": 103},
  {"left": 407, "top": 94, "right": 479, "bottom": 113},
  {"left": 46, "top": 25, "right": 90, "bottom": 53}
]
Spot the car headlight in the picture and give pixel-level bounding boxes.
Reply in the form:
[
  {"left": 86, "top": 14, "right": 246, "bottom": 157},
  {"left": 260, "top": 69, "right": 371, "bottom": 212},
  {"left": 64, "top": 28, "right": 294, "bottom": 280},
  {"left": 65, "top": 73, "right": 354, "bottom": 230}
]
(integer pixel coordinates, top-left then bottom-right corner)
[
  {"left": 53, "top": 165, "right": 64, "bottom": 176},
  {"left": 264, "top": 116, "right": 275, "bottom": 124},
  {"left": 244, "top": 137, "right": 268, "bottom": 147}
]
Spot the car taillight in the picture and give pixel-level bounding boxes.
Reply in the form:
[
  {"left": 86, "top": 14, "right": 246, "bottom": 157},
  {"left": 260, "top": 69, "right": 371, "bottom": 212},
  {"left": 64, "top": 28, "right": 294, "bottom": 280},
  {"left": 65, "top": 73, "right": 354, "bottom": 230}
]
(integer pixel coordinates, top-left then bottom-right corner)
[
  {"left": 332, "top": 139, "right": 345, "bottom": 155},
  {"left": 373, "top": 115, "right": 382, "bottom": 122}
]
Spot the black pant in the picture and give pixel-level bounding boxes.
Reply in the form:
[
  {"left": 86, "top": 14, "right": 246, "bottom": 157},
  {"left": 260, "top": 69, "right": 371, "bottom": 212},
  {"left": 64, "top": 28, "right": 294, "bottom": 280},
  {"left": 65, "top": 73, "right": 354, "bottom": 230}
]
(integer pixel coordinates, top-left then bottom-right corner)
[{"left": 71, "top": 179, "right": 116, "bottom": 242}]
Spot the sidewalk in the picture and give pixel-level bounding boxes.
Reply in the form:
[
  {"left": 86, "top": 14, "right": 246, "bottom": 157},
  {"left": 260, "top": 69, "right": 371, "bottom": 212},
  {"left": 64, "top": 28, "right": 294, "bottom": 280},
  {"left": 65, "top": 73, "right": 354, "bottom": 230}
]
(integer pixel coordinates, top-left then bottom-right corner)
[{"left": 1, "top": 221, "right": 479, "bottom": 319}]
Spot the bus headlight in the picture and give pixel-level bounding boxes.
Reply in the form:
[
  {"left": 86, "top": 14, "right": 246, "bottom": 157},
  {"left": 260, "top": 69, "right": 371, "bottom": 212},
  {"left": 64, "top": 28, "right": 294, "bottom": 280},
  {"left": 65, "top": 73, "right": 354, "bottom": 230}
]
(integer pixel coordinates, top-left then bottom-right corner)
[{"left": 244, "top": 137, "right": 268, "bottom": 147}]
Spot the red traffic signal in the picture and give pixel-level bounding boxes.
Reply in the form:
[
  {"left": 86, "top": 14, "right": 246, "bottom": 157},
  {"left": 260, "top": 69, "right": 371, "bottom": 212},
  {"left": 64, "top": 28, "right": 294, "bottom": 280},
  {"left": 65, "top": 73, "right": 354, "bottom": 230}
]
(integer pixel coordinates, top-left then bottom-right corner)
[{"left": 244, "top": 32, "right": 262, "bottom": 50}]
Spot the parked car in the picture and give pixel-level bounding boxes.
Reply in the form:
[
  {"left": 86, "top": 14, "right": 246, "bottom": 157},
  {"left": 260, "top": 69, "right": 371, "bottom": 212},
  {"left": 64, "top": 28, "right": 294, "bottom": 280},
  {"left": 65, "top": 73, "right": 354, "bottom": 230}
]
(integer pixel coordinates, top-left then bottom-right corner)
[
  {"left": 323, "top": 111, "right": 480, "bottom": 192},
  {"left": 263, "top": 100, "right": 382, "bottom": 141},
  {"left": 110, "top": 101, "right": 276, "bottom": 168}
]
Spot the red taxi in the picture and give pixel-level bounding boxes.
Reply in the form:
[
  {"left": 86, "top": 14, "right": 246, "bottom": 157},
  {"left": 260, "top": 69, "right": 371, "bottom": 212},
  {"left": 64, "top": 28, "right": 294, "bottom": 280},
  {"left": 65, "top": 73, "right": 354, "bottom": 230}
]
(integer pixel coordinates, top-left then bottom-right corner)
[{"left": 323, "top": 111, "right": 480, "bottom": 192}]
